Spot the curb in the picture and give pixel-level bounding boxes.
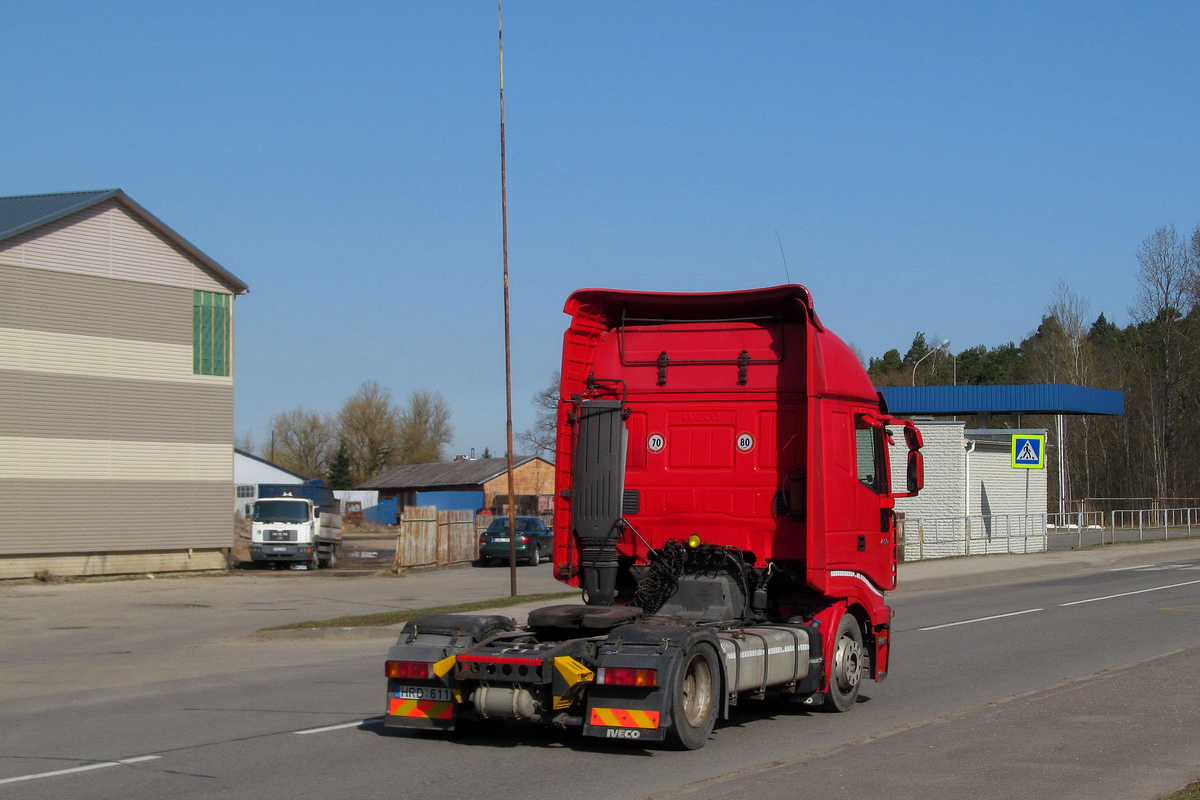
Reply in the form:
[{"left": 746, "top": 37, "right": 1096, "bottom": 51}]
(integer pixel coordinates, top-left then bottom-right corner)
[{"left": 243, "top": 625, "right": 404, "bottom": 641}]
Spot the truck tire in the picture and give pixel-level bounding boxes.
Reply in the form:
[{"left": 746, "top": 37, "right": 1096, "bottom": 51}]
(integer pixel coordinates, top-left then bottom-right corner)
[
  {"left": 309, "top": 549, "right": 320, "bottom": 571},
  {"left": 666, "top": 643, "right": 719, "bottom": 750},
  {"left": 823, "top": 613, "right": 863, "bottom": 712},
  {"left": 325, "top": 546, "right": 338, "bottom": 569}
]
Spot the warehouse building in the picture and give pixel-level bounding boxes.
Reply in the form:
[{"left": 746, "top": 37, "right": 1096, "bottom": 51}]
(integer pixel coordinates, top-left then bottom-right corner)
[
  {"left": 359, "top": 456, "right": 555, "bottom": 521},
  {"left": 0, "top": 190, "right": 248, "bottom": 578}
]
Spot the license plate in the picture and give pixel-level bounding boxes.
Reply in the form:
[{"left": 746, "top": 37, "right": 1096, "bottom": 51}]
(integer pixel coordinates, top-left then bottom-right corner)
[
  {"left": 271, "top": 546, "right": 289, "bottom": 552},
  {"left": 492, "top": 537, "right": 510, "bottom": 543},
  {"left": 394, "top": 685, "right": 452, "bottom": 702}
]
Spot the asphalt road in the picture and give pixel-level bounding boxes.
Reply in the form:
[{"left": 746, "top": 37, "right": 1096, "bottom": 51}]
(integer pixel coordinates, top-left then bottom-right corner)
[{"left": 3, "top": 547, "right": 1200, "bottom": 800}]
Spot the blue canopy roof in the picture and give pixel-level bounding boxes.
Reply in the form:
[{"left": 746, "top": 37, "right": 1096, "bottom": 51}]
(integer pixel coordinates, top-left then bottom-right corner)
[{"left": 878, "top": 384, "right": 1124, "bottom": 416}]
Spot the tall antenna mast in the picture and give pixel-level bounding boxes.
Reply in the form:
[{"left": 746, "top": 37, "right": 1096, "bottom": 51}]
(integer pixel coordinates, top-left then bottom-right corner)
[{"left": 498, "top": 0, "right": 518, "bottom": 597}]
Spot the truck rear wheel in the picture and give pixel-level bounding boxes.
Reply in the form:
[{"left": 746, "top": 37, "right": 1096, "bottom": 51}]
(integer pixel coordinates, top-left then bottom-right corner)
[
  {"left": 823, "top": 613, "right": 863, "bottom": 712},
  {"left": 666, "top": 644, "right": 719, "bottom": 750}
]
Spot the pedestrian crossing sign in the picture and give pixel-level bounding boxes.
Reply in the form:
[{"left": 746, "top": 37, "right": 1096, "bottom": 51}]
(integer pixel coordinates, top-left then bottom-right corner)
[{"left": 1011, "top": 434, "right": 1045, "bottom": 469}]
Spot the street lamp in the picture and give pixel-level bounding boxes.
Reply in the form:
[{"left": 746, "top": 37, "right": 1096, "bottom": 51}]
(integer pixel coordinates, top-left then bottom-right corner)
[{"left": 911, "top": 339, "right": 950, "bottom": 386}]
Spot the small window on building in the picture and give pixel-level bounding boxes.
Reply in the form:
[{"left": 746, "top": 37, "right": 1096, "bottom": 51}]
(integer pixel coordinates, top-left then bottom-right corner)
[
  {"left": 194, "top": 291, "right": 231, "bottom": 376},
  {"left": 236, "top": 484, "right": 256, "bottom": 498}
]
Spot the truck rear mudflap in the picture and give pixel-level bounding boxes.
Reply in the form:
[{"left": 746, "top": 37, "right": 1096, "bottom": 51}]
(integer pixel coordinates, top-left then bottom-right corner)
[{"left": 383, "top": 614, "right": 516, "bottom": 731}]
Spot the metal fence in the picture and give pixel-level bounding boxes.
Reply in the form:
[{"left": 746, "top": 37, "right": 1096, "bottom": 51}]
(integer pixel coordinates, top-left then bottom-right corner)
[
  {"left": 903, "top": 506, "right": 1200, "bottom": 559},
  {"left": 1108, "top": 507, "right": 1200, "bottom": 543},
  {"left": 901, "top": 513, "right": 1048, "bottom": 561}
]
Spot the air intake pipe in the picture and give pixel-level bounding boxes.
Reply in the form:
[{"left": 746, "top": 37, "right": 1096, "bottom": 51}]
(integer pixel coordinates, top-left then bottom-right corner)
[{"left": 570, "top": 401, "right": 626, "bottom": 606}]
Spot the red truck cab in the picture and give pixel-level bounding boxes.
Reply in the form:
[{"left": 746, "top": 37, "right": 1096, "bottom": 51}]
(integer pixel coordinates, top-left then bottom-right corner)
[{"left": 552, "top": 285, "right": 922, "bottom": 686}]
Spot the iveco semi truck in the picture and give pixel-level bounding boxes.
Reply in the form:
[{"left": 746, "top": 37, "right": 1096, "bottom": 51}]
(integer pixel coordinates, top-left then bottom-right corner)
[{"left": 382, "top": 285, "right": 924, "bottom": 748}]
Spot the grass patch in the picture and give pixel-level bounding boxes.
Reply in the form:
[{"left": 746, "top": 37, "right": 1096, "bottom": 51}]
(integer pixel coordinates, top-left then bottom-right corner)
[
  {"left": 259, "top": 591, "right": 578, "bottom": 631},
  {"left": 1161, "top": 780, "right": 1200, "bottom": 800}
]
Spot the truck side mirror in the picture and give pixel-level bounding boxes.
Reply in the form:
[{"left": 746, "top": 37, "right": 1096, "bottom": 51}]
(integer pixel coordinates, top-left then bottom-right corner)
[
  {"left": 904, "top": 426, "right": 922, "bottom": 450},
  {"left": 314, "top": 508, "right": 320, "bottom": 518},
  {"left": 907, "top": 450, "right": 923, "bottom": 494}
]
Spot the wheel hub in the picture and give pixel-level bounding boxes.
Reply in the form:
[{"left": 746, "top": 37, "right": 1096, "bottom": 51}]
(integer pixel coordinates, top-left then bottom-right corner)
[{"left": 832, "top": 633, "right": 862, "bottom": 693}]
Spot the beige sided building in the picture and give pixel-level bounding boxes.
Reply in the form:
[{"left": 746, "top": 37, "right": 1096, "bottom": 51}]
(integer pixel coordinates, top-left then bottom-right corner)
[{"left": 0, "top": 190, "right": 248, "bottom": 579}]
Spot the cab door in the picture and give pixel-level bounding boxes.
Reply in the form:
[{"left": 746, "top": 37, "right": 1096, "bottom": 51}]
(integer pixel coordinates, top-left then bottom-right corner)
[{"left": 852, "top": 414, "right": 895, "bottom": 590}]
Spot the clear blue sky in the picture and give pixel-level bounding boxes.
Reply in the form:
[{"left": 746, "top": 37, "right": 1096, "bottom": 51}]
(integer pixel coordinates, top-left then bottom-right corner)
[{"left": 4, "top": 2, "right": 1199, "bottom": 457}]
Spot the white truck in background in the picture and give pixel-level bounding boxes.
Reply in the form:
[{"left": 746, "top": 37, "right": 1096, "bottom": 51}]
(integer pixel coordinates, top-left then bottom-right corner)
[{"left": 249, "top": 484, "right": 342, "bottom": 569}]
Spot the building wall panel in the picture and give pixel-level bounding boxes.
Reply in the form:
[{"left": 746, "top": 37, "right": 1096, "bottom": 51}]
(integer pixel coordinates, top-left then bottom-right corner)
[
  {"left": 0, "top": 263, "right": 191, "bottom": 344},
  {"left": 0, "top": 437, "right": 230, "bottom": 482},
  {"left": 0, "top": 371, "right": 230, "bottom": 444},
  {"left": 0, "top": 327, "right": 230, "bottom": 386},
  {"left": 0, "top": 480, "right": 232, "bottom": 554},
  {"left": 0, "top": 549, "right": 227, "bottom": 580},
  {"left": 892, "top": 421, "right": 966, "bottom": 521}
]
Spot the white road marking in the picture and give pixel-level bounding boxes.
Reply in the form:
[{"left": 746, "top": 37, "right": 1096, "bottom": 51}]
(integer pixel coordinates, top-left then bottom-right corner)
[
  {"left": 0, "top": 755, "right": 160, "bottom": 786},
  {"left": 919, "top": 608, "right": 1044, "bottom": 631},
  {"left": 295, "top": 717, "right": 382, "bottom": 735},
  {"left": 1107, "top": 565, "right": 1158, "bottom": 571},
  {"left": 1059, "top": 579, "right": 1200, "bottom": 607}
]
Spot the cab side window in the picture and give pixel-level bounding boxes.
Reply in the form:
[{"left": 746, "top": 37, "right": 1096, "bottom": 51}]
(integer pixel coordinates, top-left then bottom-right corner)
[{"left": 855, "top": 425, "right": 885, "bottom": 494}]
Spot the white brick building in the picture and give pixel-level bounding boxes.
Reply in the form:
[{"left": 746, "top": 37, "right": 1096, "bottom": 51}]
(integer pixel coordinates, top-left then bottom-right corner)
[{"left": 890, "top": 421, "right": 1048, "bottom": 559}]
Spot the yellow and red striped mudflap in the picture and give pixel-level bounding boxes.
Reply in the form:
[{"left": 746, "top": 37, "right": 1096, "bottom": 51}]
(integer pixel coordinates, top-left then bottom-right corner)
[
  {"left": 589, "top": 707, "right": 660, "bottom": 729},
  {"left": 388, "top": 697, "right": 455, "bottom": 720}
]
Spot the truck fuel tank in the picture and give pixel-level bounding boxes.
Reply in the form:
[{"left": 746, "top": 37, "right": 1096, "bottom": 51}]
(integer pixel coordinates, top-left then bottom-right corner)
[{"left": 717, "top": 625, "right": 816, "bottom": 694}]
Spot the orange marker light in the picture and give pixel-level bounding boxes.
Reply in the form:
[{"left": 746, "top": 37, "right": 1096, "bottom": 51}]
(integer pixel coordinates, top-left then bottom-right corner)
[
  {"left": 385, "top": 660, "right": 431, "bottom": 680},
  {"left": 597, "top": 667, "right": 657, "bottom": 687}
]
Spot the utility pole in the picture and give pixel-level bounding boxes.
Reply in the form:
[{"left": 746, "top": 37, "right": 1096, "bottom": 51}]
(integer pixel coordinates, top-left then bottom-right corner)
[{"left": 498, "top": 0, "right": 518, "bottom": 597}]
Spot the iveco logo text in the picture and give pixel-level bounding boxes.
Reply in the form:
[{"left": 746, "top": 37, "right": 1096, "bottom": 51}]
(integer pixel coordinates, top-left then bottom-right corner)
[
  {"left": 606, "top": 728, "right": 642, "bottom": 739},
  {"left": 681, "top": 411, "right": 725, "bottom": 422}
]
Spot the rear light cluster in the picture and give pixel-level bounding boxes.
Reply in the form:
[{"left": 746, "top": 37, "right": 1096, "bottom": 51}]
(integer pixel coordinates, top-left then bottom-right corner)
[
  {"left": 597, "top": 667, "right": 657, "bottom": 687},
  {"left": 385, "top": 660, "right": 431, "bottom": 680},
  {"left": 517, "top": 535, "right": 529, "bottom": 544}
]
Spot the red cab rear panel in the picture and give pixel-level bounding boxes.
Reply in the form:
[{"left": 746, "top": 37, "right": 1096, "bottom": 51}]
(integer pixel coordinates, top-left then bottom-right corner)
[{"left": 552, "top": 286, "right": 899, "bottom": 600}]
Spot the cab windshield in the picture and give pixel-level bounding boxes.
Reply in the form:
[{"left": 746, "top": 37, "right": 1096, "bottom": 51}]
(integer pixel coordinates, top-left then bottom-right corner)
[{"left": 253, "top": 500, "right": 310, "bottom": 524}]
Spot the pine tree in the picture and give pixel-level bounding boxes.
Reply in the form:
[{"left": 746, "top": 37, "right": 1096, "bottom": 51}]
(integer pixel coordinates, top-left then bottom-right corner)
[{"left": 327, "top": 441, "right": 353, "bottom": 489}]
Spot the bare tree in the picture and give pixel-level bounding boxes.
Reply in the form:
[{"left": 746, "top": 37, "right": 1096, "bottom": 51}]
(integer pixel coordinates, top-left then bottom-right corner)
[
  {"left": 234, "top": 430, "right": 257, "bottom": 455},
  {"left": 338, "top": 380, "right": 401, "bottom": 485},
  {"left": 1131, "top": 224, "right": 1191, "bottom": 324},
  {"left": 517, "top": 371, "right": 559, "bottom": 457},
  {"left": 269, "top": 408, "right": 336, "bottom": 478},
  {"left": 397, "top": 390, "right": 454, "bottom": 464},
  {"left": 1029, "top": 281, "right": 1093, "bottom": 511},
  {"left": 1128, "top": 224, "right": 1196, "bottom": 498},
  {"left": 1047, "top": 280, "right": 1090, "bottom": 384}
]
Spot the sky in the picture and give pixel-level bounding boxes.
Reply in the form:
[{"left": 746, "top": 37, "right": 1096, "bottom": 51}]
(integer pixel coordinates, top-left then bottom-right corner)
[{"left": 4, "top": 2, "right": 1200, "bottom": 458}]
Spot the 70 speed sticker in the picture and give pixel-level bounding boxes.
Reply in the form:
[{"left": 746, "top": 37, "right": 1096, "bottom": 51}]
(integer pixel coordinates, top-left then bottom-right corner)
[{"left": 647, "top": 433, "right": 665, "bottom": 453}]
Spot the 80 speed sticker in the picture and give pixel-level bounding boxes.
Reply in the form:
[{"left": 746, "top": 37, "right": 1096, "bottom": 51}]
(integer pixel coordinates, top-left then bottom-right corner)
[{"left": 736, "top": 432, "right": 755, "bottom": 452}]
